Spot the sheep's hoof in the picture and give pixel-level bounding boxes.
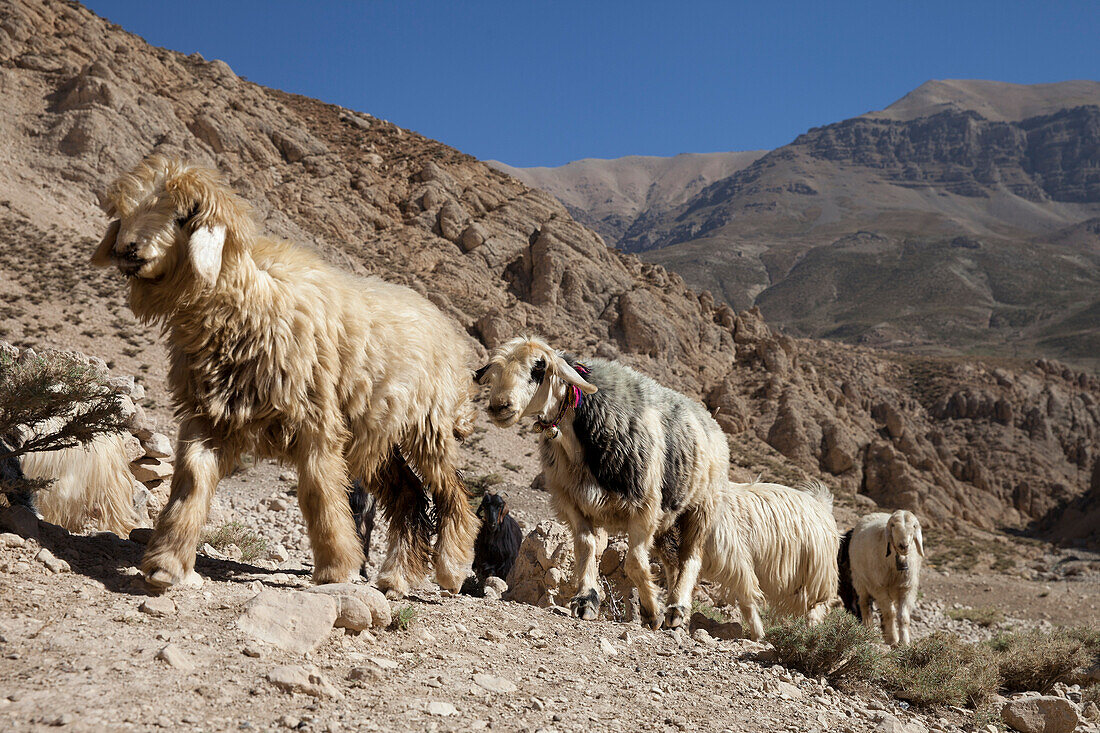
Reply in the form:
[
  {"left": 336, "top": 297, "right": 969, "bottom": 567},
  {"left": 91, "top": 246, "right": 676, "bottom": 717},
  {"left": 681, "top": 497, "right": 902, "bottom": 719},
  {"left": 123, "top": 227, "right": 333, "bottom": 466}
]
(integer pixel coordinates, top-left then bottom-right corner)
[
  {"left": 144, "top": 568, "right": 177, "bottom": 589},
  {"left": 664, "top": 604, "right": 688, "bottom": 629},
  {"left": 639, "top": 607, "right": 662, "bottom": 630},
  {"left": 569, "top": 589, "right": 600, "bottom": 621}
]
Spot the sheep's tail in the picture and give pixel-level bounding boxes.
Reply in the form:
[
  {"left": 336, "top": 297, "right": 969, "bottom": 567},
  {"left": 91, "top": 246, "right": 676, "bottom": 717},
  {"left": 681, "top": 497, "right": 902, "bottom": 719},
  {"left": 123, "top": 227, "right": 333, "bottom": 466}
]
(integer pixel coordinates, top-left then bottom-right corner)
[{"left": 794, "top": 478, "right": 834, "bottom": 511}]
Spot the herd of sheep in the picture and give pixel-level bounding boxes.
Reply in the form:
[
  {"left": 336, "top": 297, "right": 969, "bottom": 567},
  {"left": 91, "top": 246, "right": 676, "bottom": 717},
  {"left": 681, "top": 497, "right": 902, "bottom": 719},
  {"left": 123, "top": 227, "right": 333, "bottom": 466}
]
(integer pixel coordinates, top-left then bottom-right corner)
[{"left": 4, "top": 155, "right": 925, "bottom": 648}]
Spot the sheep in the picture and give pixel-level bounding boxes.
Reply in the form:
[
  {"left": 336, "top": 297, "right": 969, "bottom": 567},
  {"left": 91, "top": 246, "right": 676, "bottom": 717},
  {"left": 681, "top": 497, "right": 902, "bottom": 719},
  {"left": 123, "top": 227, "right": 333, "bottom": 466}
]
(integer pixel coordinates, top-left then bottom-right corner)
[
  {"left": 849, "top": 510, "right": 924, "bottom": 646},
  {"left": 91, "top": 155, "right": 478, "bottom": 595},
  {"left": 22, "top": 430, "right": 139, "bottom": 537},
  {"left": 476, "top": 336, "right": 735, "bottom": 629},
  {"left": 655, "top": 479, "right": 841, "bottom": 641},
  {"left": 472, "top": 492, "right": 522, "bottom": 586}
]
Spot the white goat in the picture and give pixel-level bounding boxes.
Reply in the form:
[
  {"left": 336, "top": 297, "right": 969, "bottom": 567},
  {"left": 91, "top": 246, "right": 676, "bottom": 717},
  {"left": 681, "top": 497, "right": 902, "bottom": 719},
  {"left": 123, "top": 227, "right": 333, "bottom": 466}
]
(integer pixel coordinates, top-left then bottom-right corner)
[{"left": 848, "top": 510, "right": 924, "bottom": 646}]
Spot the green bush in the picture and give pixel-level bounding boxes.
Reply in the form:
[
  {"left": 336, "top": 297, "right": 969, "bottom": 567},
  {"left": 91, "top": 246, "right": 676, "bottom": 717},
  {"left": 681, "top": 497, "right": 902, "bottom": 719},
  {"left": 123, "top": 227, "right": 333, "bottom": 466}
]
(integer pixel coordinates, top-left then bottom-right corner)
[
  {"left": 885, "top": 632, "right": 1001, "bottom": 707},
  {"left": 766, "top": 608, "right": 883, "bottom": 683}
]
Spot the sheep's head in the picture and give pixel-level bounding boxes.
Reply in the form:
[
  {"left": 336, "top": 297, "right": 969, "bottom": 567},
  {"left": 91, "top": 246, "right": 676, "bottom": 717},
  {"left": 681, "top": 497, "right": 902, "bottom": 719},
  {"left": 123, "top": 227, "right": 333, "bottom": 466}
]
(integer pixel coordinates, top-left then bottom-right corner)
[
  {"left": 475, "top": 336, "right": 596, "bottom": 429},
  {"left": 885, "top": 510, "right": 924, "bottom": 572},
  {"left": 476, "top": 492, "right": 509, "bottom": 528},
  {"left": 91, "top": 155, "right": 254, "bottom": 294}
]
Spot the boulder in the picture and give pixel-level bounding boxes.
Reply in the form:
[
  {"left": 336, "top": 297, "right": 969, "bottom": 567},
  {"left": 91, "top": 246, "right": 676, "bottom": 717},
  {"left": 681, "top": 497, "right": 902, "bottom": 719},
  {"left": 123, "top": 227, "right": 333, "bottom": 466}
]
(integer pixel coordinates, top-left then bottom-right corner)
[
  {"left": 237, "top": 590, "right": 338, "bottom": 654},
  {"left": 1001, "top": 695, "right": 1079, "bottom": 733}
]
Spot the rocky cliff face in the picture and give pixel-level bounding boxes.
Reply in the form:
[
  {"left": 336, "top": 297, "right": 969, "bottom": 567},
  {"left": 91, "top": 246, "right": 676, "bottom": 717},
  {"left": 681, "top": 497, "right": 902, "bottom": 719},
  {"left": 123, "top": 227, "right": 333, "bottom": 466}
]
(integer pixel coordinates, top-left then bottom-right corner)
[{"left": 0, "top": 0, "right": 1097, "bottom": 540}]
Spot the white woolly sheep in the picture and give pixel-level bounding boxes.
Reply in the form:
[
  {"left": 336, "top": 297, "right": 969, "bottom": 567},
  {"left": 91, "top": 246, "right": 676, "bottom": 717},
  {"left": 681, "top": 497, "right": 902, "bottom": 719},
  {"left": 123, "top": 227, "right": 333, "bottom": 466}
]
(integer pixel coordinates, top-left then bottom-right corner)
[
  {"left": 22, "top": 430, "right": 140, "bottom": 537},
  {"left": 682, "top": 478, "right": 840, "bottom": 641},
  {"left": 477, "top": 336, "right": 838, "bottom": 635},
  {"left": 848, "top": 510, "right": 924, "bottom": 646},
  {"left": 91, "top": 155, "right": 478, "bottom": 595}
]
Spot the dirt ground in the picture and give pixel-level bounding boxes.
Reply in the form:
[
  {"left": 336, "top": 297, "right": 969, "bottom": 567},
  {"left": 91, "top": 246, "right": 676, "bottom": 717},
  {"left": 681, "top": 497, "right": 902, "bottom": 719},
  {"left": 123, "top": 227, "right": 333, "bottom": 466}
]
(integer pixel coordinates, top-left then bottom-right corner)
[{"left": 1, "top": 405, "right": 1098, "bottom": 733}]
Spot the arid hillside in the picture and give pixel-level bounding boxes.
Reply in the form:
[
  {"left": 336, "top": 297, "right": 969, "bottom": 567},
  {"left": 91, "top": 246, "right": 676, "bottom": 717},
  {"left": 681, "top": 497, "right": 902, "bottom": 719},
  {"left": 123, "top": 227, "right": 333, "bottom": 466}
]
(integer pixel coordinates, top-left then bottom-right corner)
[
  {"left": 510, "top": 79, "right": 1100, "bottom": 369},
  {"left": 0, "top": 0, "right": 1098, "bottom": 537},
  {"left": 488, "top": 151, "right": 766, "bottom": 246}
]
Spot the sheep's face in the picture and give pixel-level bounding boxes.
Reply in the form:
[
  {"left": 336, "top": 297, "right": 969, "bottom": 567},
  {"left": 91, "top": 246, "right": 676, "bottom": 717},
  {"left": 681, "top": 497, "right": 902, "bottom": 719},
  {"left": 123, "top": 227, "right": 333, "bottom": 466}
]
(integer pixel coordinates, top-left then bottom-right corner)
[
  {"left": 92, "top": 156, "right": 242, "bottom": 291},
  {"left": 475, "top": 337, "right": 596, "bottom": 429},
  {"left": 477, "top": 492, "right": 509, "bottom": 528},
  {"left": 885, "top": 510, "right": 924, "bottom": 571}
]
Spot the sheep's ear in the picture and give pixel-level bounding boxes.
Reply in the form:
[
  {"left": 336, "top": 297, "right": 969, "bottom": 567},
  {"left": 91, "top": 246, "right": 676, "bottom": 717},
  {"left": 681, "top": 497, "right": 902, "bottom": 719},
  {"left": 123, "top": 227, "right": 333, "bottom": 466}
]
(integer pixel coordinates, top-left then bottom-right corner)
[
  {"left": 474, "top": 364, "right": 491, "bottom": 384},
  {"left": 188, "top": 223, "right": 227, "bottom": 287},
  {"left": 915, "top": 526, "right": 925, "bottom": 557},
  {"left": 91, "top": 219, "right": 120, "bottom": 267},
  {"left": 549, "top": 353, "right": 597, "bottom": 395}
]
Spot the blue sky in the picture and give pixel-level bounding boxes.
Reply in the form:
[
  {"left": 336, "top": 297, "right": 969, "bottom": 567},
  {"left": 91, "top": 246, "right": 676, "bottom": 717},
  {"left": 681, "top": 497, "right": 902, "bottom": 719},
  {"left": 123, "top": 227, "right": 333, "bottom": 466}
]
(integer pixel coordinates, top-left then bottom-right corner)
[{"left": 84, "top": 1, "right": 1098, "bottom": 167}]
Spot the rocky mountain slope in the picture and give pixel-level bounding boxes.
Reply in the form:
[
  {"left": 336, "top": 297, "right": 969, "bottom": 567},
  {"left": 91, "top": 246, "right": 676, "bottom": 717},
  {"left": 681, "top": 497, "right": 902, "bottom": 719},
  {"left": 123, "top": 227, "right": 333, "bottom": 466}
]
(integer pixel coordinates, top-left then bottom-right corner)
[
  {"left": 487, "top": 151, "right": 766, "bottom": 246},
  {"left": 0, "top": 0, "right": 1098, "bottom": 536},
  {"left": 520, "top": 80, "right": 1100, "bottom": 369}
]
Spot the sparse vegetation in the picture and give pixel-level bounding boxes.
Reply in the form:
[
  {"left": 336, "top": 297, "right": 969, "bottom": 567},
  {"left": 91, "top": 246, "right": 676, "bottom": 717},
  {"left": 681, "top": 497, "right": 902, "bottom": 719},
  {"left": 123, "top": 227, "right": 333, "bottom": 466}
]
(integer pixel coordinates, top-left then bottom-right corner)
[
  {"left": 946, "top": 606, "right": 1004, "bottom": 628},
  {"left": 392, "top": 604, "right": 418, "bottom": 631},
  {"left": 766, "top": 608, "right": 883, "bottom": 683},
  {"left": 988, "top": 628, "right": 1090, "bottom": 694},
  {"left": 465, "top": 472, "right": 503, "bottom": 498},
  {"left": 691, "top": 599, "right": 730, "bottom": 624},
  {"left": 0, "top": 347, "right": 128, "bottom": 502},
  {"left": 199, "top": 522, "right": 268, "bottom": 563},
  {"left": 1084, "top": 683, "right": 1100, "bottom": 708},
  {"left": 599, "top": 576, "right": 627, "bottom": 623},
  {"left": 885, "top": 632, "right": 1001, "bottom": 707}
]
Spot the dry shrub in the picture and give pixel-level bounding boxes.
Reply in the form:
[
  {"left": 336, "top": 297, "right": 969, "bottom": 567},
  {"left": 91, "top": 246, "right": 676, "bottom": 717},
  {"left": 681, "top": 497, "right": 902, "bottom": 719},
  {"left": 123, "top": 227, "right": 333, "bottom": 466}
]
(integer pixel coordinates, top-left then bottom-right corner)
[
  {"left": 946, "top": 606, "right": 1004, "bottom": 628},
  {"left": 200, "top": 521, "right": 267, "bottom": 563},
  {"left": 988, "top": 629, "right": 1090, "bottom": 694},
  {"left": 1084, "top": 683, "right": 1100, "bottom": 707},
  {"left": 766, "top": 607, "right": 883, "bottom": 683},
  {"left": 885, "top": 632, "right": 1001, "bottom": 707}
]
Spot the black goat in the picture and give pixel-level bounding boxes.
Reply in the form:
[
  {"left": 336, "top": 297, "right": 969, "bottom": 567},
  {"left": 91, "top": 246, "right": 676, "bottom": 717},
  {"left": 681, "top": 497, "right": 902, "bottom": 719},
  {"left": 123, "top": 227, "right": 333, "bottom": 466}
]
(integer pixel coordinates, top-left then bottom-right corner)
[
  {"left": 349, "top": 478, "right": 378, "bottom": 578},
  {"left": 472, "top": 492, "right": 522, "bottom": 586},
  {"left": 837, "top": 528, "right": 861, "bottom": 620},
  {"left": 0, "top": 435, "right": 36, "bottom": 512}
]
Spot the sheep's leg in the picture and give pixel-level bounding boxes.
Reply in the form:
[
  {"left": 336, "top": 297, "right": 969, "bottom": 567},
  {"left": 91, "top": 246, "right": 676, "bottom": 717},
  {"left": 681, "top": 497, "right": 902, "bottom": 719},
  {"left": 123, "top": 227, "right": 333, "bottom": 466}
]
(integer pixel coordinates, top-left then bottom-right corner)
[
  {"left": 738, "top": 601, "right": 766, "bottom": 642},
  {"left": 405, "top": 428, "right": 477, "bottom": 594},
  {"left": 897, "top": 600, "right": 912, "bottom": 647},
  {"left": 296, "top": 440, "right": 364, "bottom": 585},
  {"left": 142, "top": 418, "right": 233, "bottom": 588},
  {"left": 664, "top": 508, "right": 707, "bottom": 629},
  {"left": 623, "top": 526, "right": 662, "bottom": 630},
  {"left": 879, "top": 598, "right": 899, "bottom": 647},
  {"left": 858, "top": 592, "right": 876, "bottom": 632},
  {"left": 568, "top": 519, "right": 603, "bottom": 621},
  {"left": 369, "top": 448, "right": 434, "bottom": 599}
]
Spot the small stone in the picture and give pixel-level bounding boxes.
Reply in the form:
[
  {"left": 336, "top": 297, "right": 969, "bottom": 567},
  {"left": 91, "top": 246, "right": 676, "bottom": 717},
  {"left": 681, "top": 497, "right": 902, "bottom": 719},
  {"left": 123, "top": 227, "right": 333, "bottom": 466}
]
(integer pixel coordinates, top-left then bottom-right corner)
[
  {"left": 242, "top": 643, "right": 262, "bottom": 658},
  {"left": 1002, "top": 695, "right": 1078, "bottom": 733},
  {"left": 156, "top": 644, "right": 194, "bottom": 671},
  {"left": 0, "top": 532, "right": 25, "bottom": 548},
  {"left": 369, "top": 657, "right": 399, "bottom": 670},
  {"left": 426, "top": 701, "right": 457, "bottom": 717},
  {"left": 141, "top": 432, "right": 174, "bottom": 459},
  {"left": 35, "top": 548, "right": 70, "bottom": 574},
  {"left": 121, "top": 434, "right": 144, "bottom": 462},
  {"left": 473, "top": 674, "right": 517, "bottom": 693},
  {"left": 483, "top": 629, "right": 507, "bottom": 643},
  {"left": 268, "top": 497, "right": 289, "bottom": 511},
  {"left": 348, "top": 666, "right": 383, "bottom": 683},
  {"left": 130, "top": 458, "right": 173, "bottom": 483},
  {"left": 139, "top": 596, "right": 177, "bottom": 617},
  {"left": 267, "top": 543, "right": 290, "bottom": 563},
  {"left": 267, "top": 665, "right": 342, "bottom": 699},
  {"left": 305, "top": 583, "right": 391, "bottom": 630},
  {"left": 483, "top": 576, "right": 508, "bottom": 594},
  {"left": 599, "top": 638, "right": 618, "bottom": 656},
  {"left": 0, "top": 505, "right": 39, "bottom": 539},
  {"left": 691, "top": 628, "right": 717, "bottom": 646}
]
